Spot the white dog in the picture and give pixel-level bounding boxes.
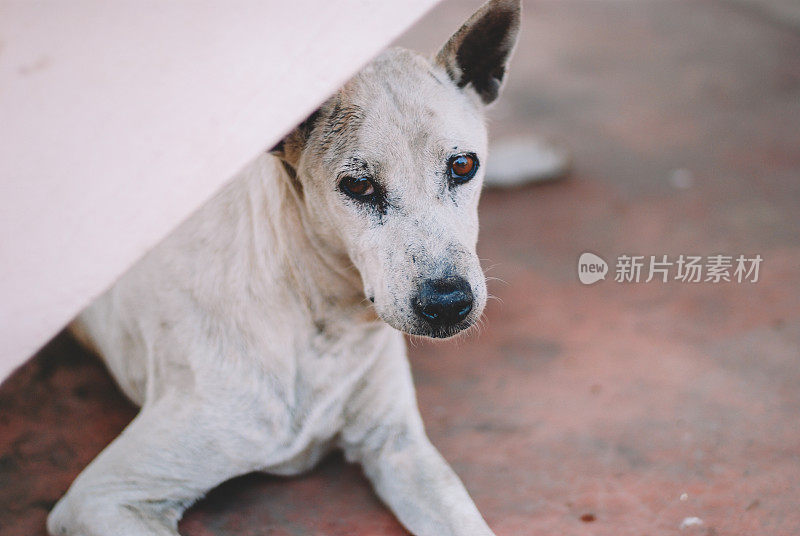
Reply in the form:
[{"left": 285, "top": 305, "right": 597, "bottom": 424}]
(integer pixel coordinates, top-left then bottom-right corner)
[{"left": 49, "top": 1, "right": 521, "bottom": 534}]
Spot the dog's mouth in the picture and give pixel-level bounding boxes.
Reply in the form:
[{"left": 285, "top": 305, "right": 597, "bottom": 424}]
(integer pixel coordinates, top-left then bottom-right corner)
[
  {"left": 371, "top": 302, "right": 478, "bottom": 339},
  {"left": 381, "top": 303, "right": 480, "bottom": 339},
  {"left": 413, "top": 318, "right": 476, "bottom": 339},
  {"left": 371, "top": 304, "right": 478, "bottom": 339}
]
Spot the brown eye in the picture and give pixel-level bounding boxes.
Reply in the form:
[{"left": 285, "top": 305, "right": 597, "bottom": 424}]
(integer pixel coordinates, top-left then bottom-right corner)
[
  {"left": 340, "top": 176, "right": 376, "bottom": 199},
  {"left": 452, "top": 155, "right": 474, "bottom": 175},
  {"left": 448, "top": 153, "right": 479, "bottom": 183}
]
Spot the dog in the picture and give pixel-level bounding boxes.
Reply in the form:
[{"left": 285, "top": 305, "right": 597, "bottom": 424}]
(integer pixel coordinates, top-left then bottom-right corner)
[{"left": 48, "top": 1, "right": 521, "bottom": 534}]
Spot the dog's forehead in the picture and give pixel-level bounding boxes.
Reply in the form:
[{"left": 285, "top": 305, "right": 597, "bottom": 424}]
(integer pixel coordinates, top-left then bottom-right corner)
[{"left": 343, "top": 49, "right": 486, "bottom": 154}]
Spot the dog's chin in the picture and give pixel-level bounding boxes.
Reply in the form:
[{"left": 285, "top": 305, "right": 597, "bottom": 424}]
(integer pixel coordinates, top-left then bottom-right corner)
[
  {"left": 382, "top": 315, "right": 475, "bottom": 339},
  {"left": 417, "top": 321, "right": 474, "bottom": 339}
]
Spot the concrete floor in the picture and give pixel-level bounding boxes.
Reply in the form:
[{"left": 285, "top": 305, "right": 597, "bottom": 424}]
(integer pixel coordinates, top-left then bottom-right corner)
[{"left": 2, "top": 1, "right": 799, "bottom": 535}]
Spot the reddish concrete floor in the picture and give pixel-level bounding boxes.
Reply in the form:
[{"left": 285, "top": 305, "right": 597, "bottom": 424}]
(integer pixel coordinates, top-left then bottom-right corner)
[{"left": 2, "top": 1, "right": 799, "bottom": 535}]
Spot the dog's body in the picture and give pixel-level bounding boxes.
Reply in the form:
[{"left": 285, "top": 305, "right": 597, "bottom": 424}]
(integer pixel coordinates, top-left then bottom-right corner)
[{"left": 49, "top": 2, "right": 521, "bottom": 535}]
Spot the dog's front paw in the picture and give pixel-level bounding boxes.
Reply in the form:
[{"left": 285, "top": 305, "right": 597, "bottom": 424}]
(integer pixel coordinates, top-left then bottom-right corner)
[
  {"left": 48, "top": 491, "right": 180, "bottom": 536},
  {"left": 47, "top": 493, "right": 91, "bottom": 536}
]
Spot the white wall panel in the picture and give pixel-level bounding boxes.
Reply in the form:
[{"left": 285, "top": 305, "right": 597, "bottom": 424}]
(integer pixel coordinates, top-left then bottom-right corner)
[{"left": 0, "top": 0, "right": 439, "bottom": 380}]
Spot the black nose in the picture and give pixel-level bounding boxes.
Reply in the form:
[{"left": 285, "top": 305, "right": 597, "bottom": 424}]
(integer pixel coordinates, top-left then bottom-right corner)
[{"left": 413, "top": 277, "right": 474, "bottom": 327}]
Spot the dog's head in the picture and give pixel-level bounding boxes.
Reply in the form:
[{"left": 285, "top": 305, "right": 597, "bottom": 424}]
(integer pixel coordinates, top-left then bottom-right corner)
[{"left": 273, "top": 0, "right": 521, "bottom": 338}]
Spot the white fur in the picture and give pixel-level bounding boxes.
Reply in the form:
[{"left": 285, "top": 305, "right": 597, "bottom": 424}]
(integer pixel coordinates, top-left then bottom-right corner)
[{"left": 49, "top": 2, "right": 521, "bottom": 535}]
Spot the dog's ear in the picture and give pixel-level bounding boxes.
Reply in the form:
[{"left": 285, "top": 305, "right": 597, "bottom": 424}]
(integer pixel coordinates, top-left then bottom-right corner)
[
  {"left": 434, "top": 0, "right": 521, "bottom": 105},
  {"left": 269, "top": 110, "right": 320, "bottom": 170}
]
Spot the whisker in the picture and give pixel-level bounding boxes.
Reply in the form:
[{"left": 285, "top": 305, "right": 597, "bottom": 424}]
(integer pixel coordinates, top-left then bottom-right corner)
[
  {"left": 486, "top": 292, "right": 504, "bottom": 305},
  {"left": 481, "top": 262, "right": 501, "bottom": 274}
]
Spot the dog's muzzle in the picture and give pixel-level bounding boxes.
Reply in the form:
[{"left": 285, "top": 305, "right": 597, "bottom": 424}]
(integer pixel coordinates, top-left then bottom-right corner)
[{"left": 412, "top": 277, "right": 473, "bottom": 331}]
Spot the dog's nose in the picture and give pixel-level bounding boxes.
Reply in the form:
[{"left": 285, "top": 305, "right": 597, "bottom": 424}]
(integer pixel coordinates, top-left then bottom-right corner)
[{"left": 414, "top": 277, "right": 473, "bottom": 327}]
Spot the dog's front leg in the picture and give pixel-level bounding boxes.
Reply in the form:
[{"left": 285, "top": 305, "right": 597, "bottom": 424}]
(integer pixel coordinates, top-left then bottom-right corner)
[
  {"left": 48, "top": 393, "right": 265, "bottom": 536},
  {"left": 341, "top": 349, "right": 495, "bottom": 536},
  {"left": 361, "top": 425, "right": 495, "bottom": 536}
]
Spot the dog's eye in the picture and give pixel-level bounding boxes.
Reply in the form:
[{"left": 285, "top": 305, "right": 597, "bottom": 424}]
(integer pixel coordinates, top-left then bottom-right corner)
[
  {"left": 448, "top": 153, "right": 479, "bottom": 184},
  {"left": 339, "top": 176, "right": 376, "bottom": 199}
]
